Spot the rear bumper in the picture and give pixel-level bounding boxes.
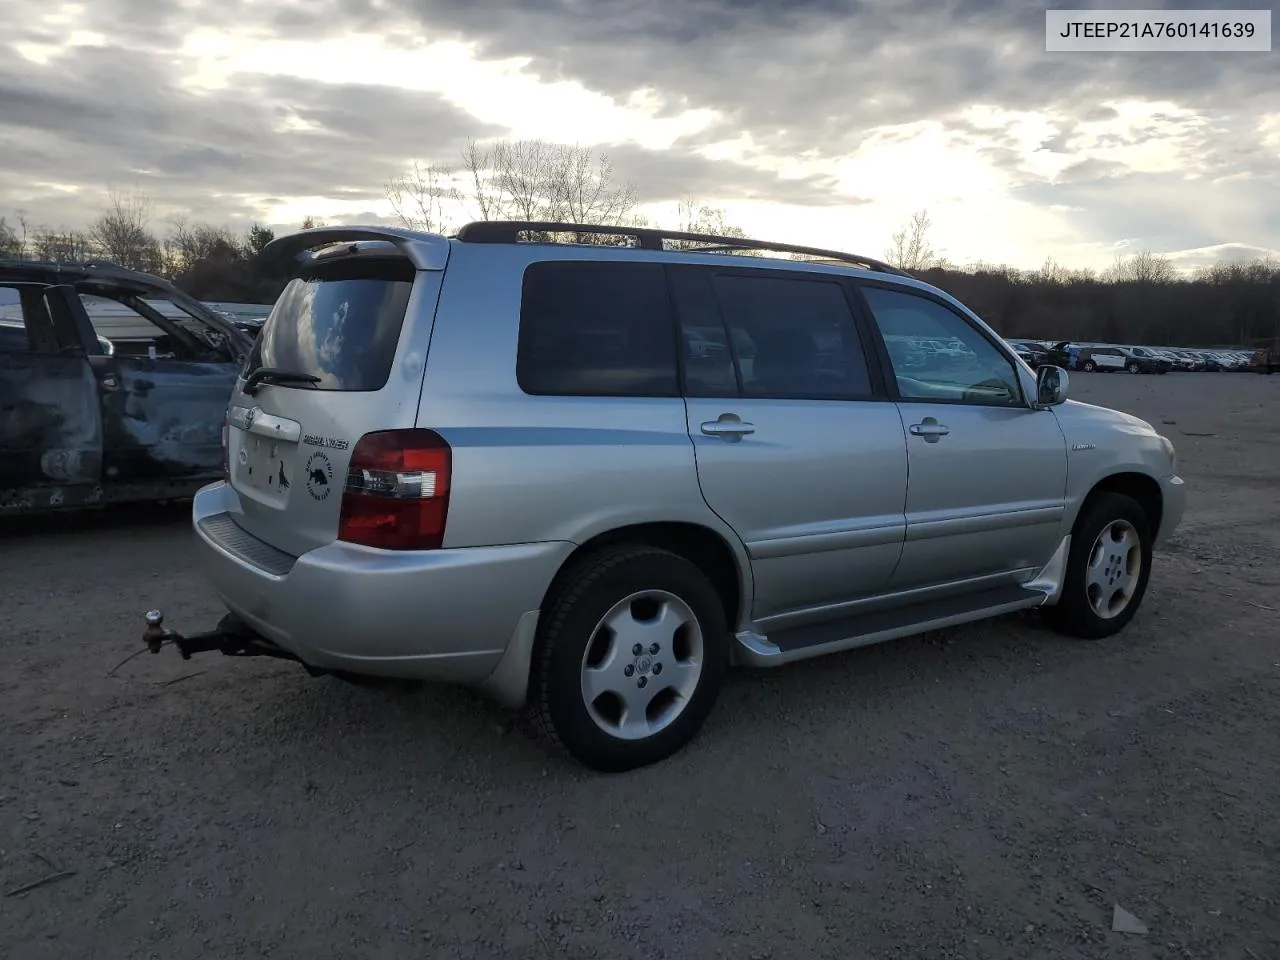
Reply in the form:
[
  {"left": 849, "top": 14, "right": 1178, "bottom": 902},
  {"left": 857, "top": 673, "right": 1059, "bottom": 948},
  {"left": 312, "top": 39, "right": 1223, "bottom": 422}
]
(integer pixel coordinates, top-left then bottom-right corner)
[
  {"left": 191, "top": 482, "right": 573, "bottom": 683},
  {"left": 1155, "top": 474, "right": 1186, "bottom": 548}
]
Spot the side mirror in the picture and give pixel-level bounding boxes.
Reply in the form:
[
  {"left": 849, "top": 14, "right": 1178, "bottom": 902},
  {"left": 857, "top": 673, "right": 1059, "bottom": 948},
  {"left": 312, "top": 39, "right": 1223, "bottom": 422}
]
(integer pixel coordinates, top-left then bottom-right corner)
[{"left": 1036, "top": 365, "right": 1069, "bottom": 407}]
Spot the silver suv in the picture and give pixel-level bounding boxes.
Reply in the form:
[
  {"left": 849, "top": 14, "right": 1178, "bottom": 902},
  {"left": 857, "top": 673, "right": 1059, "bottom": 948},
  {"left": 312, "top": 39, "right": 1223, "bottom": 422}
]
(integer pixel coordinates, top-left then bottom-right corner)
[{"left": 144, "top": 221, "right": 1185, "bottom": 771}]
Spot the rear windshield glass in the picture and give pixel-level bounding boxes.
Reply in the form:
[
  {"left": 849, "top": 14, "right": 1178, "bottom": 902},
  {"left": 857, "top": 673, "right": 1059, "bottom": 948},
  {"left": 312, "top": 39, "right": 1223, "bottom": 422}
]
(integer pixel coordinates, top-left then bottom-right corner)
[{"left": 246, "top": 257, "right": 415, "bottom": 391}]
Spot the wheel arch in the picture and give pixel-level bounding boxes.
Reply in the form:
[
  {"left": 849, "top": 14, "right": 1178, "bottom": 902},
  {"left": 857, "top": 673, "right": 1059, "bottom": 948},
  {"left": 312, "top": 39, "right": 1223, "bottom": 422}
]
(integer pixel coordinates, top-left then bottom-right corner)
[
  {"left": 1075, "top": 472, "right": 1164, "bottom": 539},
  {"left": 540, "top": 521, "right": 750, "bottom": 632},
  {"left": 479, "top": 521, "right": 751, "bottom": 711}
]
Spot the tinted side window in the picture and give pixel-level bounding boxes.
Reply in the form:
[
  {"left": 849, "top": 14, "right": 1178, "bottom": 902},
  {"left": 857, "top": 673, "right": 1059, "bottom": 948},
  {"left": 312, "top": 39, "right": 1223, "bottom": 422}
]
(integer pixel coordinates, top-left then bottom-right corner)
[
  {"left": 517, "top": 261, "right": 678, "bottom": 397},
  {"left": 667, "top": 269, "right": 738, "bottom": 396},
  {"left": 691, "top": 271, "right": 872, "bottom": 399},
  {"left": 861, "top": 286, "right": 1023, "bottom": 406}
]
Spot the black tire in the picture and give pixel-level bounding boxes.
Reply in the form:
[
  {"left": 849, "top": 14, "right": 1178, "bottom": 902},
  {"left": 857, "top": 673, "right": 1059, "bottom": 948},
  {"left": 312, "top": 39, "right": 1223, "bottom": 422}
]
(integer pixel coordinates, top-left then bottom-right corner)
[
  {"left": 1044, "top": 491, "right": 1153, "bottom": 640},
  {"left": 529, "top": 544, "right": 730, "bottom": 772},
  {"left": 1126, "top": 361, "right": 1141, "bottom": 374},
  {"left": 1082, "top": 359, "right": 1096, "bottom": 372}
]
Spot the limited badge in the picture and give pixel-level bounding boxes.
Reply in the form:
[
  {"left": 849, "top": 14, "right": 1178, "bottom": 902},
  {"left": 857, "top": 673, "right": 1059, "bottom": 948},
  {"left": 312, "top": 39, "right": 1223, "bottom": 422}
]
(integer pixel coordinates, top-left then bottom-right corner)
[{"left": 304, "top": 451, "right": 334, "bottom": 501}]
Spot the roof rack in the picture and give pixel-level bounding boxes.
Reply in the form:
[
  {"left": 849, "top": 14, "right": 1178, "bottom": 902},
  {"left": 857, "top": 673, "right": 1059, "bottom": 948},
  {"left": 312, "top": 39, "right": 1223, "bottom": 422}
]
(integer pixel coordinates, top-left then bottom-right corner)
[{"left": 453, "top": 220, "right": 911, "bottom": 277}]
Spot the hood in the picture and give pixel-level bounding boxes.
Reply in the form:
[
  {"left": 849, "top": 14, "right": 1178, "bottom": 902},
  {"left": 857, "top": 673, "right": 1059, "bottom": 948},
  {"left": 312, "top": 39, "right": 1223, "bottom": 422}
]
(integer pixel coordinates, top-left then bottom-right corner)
[{"left": 1057, "top": 398, "right": 1158, "bottom": 436}]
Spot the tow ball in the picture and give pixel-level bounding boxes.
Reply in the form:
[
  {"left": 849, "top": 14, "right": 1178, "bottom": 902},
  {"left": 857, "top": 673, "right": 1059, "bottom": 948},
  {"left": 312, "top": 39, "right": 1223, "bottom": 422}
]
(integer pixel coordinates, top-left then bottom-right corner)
[
  {"left": 141, "top": 609, "right": 309, "bottom": 667},
  {"left": 143, "top": 608, "right": 236, "bottom": 660},
  {"left": 143, "top": 609, "right": 170, "bottom": 654}
]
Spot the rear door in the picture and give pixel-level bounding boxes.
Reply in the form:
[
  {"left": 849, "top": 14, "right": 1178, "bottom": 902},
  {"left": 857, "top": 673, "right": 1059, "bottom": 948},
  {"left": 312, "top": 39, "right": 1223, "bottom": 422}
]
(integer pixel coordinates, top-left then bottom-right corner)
[
  {"left": 672, "top": 265, "right": 908, "bottom": 623},
  {"left": 0, "top": 283, "right": 103, "bottom": 510},
  {"left": 225, "top": 248, "right": 444, "bottom": 557},
  {"left": 1094, "top": 348, "right": 1126, "bottom": 371}
]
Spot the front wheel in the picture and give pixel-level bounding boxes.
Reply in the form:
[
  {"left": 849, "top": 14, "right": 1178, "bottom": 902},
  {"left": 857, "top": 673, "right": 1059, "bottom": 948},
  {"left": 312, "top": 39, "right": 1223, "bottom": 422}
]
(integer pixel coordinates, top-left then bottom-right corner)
[
  {"left": 1082, "top": 359, "right": 1096, "bottom": 372},
  {"left": 530, "top": 545, "right": 730, "bottom": 771},
  {"left": 1044, "top": 492, "right": 1153, "bottom": 640},
  {"left": 1126, "top": 361, "right": 1141, "bottom": 374}
]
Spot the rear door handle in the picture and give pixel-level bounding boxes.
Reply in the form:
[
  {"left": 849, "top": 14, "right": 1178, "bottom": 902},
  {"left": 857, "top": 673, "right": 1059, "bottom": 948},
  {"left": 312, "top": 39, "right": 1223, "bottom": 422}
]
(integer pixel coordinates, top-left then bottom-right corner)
[
  {"left": 701, "top": 415, "right": 755, "bottom": 439},
  {"left": 909, "top": 419, "right": 950, "bottom": 441}
]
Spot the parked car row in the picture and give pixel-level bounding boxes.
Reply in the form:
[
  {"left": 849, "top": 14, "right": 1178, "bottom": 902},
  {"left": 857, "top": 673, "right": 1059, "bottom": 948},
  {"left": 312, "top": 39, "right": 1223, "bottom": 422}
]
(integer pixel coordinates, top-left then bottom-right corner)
[{"left": 1006, "top": 339, "right": 1257, "bottom": 374}]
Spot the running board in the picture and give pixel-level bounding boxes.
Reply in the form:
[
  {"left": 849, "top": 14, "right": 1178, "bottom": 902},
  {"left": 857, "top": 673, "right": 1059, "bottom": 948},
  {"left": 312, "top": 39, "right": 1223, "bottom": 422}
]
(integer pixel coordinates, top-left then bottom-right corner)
[{"left": 734, "top": 584, "right": 1047, "bottom": 667}]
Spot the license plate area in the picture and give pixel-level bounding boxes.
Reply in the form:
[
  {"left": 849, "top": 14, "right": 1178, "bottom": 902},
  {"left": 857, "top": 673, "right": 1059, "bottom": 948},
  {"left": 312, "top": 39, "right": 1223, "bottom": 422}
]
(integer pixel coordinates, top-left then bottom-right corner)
[{"left": 243, "top": 434, "right": 296, "bottom": 501}]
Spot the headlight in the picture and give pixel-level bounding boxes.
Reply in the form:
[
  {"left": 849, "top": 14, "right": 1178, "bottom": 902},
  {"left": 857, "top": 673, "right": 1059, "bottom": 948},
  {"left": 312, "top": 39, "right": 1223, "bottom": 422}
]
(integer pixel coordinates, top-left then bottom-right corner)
[{"left": 1158, "top": 435, "right": 1176, "bottom": 470}]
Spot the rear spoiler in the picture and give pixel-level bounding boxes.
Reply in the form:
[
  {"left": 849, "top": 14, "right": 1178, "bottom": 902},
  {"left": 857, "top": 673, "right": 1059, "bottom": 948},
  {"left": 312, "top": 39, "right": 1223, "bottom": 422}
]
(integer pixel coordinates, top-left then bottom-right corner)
[{"left": 260, "top": 226, "right": 451, "bottom": 272}]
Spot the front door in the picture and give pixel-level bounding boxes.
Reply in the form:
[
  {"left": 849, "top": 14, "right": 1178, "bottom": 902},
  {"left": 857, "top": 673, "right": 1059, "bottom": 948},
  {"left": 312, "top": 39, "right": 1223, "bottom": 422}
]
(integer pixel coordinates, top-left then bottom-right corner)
[
  {"left": 670, "top": 265, "right": 908, "bottom": 625},
  {"left": 0, "top": 283, "right": 103, "bottom": 511},
  {"left": 856, "top": 283, "right": 1068, "bottom": 591},
  {"left": 74, "top": 290, "right": 239, "bottom": 494}
]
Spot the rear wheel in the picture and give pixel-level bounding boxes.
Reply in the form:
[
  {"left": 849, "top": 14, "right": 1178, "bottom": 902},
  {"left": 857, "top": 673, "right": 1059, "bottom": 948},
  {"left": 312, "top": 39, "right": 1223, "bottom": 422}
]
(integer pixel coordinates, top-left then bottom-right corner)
[
  {"left": 530, "top": 545, "right": 730, "bottom": 771},
  {"left": 1082, "top": 359, "right": 1096, "bottom": 372},
  {"left": 1126, "top": 361, "right": 1141, "bottom": 374},
  {"left": 1045, "top": 492, "right": 1152, "bottom": 640}
]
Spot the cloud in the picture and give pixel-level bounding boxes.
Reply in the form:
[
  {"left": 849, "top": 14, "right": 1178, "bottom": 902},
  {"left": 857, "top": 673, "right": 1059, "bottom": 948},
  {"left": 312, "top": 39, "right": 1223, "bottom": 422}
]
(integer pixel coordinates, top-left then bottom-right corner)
[
  {"left": 0, "top": 35, "right": 495, "bottom": 226},
  {"left": 606, "top": 143, "right": 855, "bottom": 206},
  {"left": 0, "top": 0, "right": 1277, "bottom": 269}
]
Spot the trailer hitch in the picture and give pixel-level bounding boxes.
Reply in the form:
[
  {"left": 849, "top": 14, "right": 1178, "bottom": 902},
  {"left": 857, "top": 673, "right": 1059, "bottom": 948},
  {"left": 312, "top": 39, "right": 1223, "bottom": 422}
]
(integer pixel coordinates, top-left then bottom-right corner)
[{"left": 143, "top": 609, "right": 310, "bottom": 667}]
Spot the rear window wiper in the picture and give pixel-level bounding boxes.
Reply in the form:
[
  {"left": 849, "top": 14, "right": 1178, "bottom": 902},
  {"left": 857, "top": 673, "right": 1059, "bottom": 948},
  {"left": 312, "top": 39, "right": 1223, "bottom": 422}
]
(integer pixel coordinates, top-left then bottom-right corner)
[{"left": 242, "top": 366, "right": 322, "bottom": 395}]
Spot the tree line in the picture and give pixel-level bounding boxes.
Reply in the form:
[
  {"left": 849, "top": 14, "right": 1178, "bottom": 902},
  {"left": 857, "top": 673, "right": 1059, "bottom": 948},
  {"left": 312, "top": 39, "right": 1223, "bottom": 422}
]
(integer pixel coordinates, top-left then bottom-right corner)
[
  {"left": 0, "top": 189, "right": 288, "bottom": 303},
  {"left": 2, "top": 140, "right": 1277, "bottom": 348},
  {"left": 881, "top": 208, "right": 1279, "bottom": 348}
]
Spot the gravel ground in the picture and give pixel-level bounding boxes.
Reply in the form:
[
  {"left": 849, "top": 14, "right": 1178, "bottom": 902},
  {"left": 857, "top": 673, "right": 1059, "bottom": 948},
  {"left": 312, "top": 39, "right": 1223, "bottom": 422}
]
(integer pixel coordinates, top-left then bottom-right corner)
[{"left": 2, "top": 372, "right": 1278, "bottom": 960}]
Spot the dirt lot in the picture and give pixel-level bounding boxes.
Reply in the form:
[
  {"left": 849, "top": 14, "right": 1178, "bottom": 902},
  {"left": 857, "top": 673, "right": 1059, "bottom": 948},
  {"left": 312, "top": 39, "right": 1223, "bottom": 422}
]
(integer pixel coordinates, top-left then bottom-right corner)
[{"left": 2, "top": 373, "right": 1277, "bottom": 960}]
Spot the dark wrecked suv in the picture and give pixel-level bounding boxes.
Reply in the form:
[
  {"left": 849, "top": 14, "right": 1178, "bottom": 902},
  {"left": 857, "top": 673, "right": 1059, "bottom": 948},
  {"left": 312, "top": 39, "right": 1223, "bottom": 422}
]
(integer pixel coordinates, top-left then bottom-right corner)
[{"left": 0, "top": 260, "right": 253, "bottom": 513}]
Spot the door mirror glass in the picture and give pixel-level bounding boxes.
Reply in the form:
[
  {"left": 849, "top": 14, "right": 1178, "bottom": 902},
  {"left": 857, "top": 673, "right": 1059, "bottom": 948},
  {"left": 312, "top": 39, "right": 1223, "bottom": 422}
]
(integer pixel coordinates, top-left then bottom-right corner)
[{"left": 1036, "top": 364, "right": 1069, "bottom": 406}]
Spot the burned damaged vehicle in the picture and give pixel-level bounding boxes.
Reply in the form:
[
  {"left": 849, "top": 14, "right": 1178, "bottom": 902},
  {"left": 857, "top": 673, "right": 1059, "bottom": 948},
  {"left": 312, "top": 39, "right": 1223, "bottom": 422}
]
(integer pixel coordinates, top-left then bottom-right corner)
[{"left": 0, "top": 260, "right": 253, "bottom": 513}]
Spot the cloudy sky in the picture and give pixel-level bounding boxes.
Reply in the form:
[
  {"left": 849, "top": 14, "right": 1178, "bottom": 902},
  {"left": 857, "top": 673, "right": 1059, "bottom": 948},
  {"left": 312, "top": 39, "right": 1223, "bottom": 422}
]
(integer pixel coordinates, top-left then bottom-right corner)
[{"left": 2, "top": 0, "right": 1277, "bottom": 270}]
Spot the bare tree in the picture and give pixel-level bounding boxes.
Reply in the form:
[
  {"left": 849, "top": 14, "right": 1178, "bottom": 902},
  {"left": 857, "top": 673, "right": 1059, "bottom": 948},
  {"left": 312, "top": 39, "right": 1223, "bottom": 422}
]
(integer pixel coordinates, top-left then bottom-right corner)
[
  {"left": 89, "top": 188, "right": 163, "bottom": 271},
  {"left": 458, "top": 139, "right": 548, "bottom": 222},
  {"left": 457, "top": 138, "right": 637, "bottom": 228},
  {"left": 885, "top": 208, "right": 942, "bottom": 272},
  {"left": 677, "top": 198, "right": 745, "bottom": 237},
  {"left": 1196, "top": 255, "right": 1280, "bottom": 285},
  {"left": 166, "top": 217, "right": 242, "bottom": 274},
  {"left": 31, "top": 228, "right": 93, "bottom": 263},
  {"left": 388, "top": 160, "right": 457, "bottom": 233},
  {"left": 0, "top": 216, "right": 22, "bottom": 257},
  {"left": 1035, "top": 256, "right": 1069, "bottom": 285},
  {"left": 500, "top": 139, "right": 562, "bottom": 221},
  {"left": 659, "top": 198, "right": 748, "bottom": 251},
  {"left": 1104, "top": 250, "right": 1176, "bottom": 284},
  {"left": 460, "top": 141, "right": 503, "bottom": 222},
  {"left": 551, "top": 145, "right": 637, "bottom": 226}
]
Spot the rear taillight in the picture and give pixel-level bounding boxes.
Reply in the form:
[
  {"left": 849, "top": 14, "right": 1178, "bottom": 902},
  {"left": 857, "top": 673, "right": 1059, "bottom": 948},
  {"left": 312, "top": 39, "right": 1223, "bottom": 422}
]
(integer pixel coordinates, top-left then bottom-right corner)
[{"left": 337, "top": 429, "right": 451, "bottom": 550}]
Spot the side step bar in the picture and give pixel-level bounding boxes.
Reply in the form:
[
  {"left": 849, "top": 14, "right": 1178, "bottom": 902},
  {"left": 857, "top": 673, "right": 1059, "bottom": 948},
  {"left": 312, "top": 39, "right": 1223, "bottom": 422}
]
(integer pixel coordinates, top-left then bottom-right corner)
[{"left": 735, "top": 584, "right": 1047, "bottom": 668}]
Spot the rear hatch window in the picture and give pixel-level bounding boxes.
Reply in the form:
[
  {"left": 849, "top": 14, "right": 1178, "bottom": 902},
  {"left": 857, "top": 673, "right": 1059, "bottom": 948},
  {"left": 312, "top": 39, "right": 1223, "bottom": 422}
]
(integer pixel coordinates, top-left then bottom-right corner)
[{"left": 247, "top": 257, "right": 415, "bottom": 391}]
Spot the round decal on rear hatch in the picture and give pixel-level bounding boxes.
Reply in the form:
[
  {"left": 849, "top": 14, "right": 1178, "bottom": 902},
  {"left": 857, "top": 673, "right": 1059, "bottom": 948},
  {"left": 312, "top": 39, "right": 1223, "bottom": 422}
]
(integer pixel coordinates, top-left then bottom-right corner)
[{"left": 305, "top": 451, "right": 334, "bottom": 501}]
